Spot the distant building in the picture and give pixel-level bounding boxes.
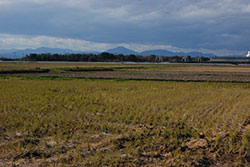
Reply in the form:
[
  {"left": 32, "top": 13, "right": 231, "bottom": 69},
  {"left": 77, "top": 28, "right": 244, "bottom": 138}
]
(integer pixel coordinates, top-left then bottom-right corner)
[
  {"left": 182, "top": 56, "right": 191, "bottom": 63},
  {"left": 246, "top": 51, "right": 250, "bottom": 57},
  {"left": 155, "top": 56, "right": 163, "bottom": 63},
  {"left": 210, "top": 57, "right": 250, "bottom": 64},
  {"left": 195, "top": 56, "right": 203, "bottom": 63}
]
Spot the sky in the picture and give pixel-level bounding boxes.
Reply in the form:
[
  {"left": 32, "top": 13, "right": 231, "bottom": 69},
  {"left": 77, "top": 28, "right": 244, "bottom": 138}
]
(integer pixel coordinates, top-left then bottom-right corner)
[{"left": 0, "top": 0, "right": 250, "bottom": 56}]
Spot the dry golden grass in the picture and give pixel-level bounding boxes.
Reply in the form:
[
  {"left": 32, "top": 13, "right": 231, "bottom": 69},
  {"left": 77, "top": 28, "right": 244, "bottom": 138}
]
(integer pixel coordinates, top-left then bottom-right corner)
[{"left": 0, "top": 78, "right": 249, "bottom": 166}]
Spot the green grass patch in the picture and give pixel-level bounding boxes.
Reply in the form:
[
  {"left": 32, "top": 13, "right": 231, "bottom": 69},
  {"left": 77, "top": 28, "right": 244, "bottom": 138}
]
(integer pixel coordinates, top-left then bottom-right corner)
[
  {"left": 145, "top": 65, "right": 166, "bottom": 70},
  {"left": 124, "top": 72, "right": 142, "bottom": 75},
  {"left": 20, "top": 76, "right": 74, "bottom": 80},
  {"left": 113, "top": 66, "right": 146, "bottom": 70},
  {"left": 64, "top": 67, "right": 115, "bottom": 72},
  {"left": 0, "top": 76, "right": 132, "bottom": 82},
  {"left": 49, "top": 68, "right": 67, "bottom": 73}
]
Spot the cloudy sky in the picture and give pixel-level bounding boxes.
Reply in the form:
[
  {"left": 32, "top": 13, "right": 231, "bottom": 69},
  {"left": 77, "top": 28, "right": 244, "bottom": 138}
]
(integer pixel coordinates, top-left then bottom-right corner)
[{"left": 1, "top": 0, "right": 250, "bottom": 55}]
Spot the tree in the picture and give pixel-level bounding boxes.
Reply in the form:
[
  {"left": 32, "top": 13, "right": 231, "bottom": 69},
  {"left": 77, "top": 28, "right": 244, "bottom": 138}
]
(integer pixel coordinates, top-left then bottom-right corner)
[{"left": 127, "top": 54, "right": 137, "bottom": 62}]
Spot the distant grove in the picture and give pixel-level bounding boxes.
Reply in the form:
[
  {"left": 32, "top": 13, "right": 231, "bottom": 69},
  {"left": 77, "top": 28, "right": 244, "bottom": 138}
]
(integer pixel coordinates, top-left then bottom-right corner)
[{"left": 0, "top": 52, "right": 210, "bottom": 63}]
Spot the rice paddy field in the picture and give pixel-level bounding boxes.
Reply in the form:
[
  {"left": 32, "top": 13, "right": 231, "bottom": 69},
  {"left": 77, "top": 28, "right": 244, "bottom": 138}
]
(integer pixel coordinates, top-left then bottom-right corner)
[{"left": 0, "top": 62, "right": 250, "bottom": 166}]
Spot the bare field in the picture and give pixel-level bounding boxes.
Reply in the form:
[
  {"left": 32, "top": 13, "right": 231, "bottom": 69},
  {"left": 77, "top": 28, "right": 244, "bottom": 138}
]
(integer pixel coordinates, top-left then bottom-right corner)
[
  {"left": 0, "top": 62, "right": 137, "bottom": 70},
  {"left": 2, "top": 62, "right": 250, "bottom": 72},
  {"left": 0, "top": 63, "right": 250, "bottom": 83},
  {"left": 2, "top": 62, "right": 250, "bottom": 82},
  {"left": 4, "top": 71, "right": 250, "bottom": 83}
]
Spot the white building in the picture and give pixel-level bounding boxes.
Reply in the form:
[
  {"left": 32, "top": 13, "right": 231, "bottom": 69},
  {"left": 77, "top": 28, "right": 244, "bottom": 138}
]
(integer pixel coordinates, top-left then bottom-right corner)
[{"left": 246, "top": 51, "right": 250, "bottom": 57}]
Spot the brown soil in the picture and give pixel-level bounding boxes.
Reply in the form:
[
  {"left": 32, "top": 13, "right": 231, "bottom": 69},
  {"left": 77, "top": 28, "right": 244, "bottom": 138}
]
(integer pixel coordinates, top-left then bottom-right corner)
[{"left": 3, "top": 70, "right": 250, "bottom": 83}]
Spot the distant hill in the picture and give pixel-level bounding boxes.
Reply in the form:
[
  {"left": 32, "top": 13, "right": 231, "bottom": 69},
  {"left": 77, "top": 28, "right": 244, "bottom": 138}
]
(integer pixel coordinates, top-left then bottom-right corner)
[
  {"left": 106, "top": 46, "right": 137, "bottom": 55},
  {"left": 140, "top": 49, "right": 175, "bottom": 56},
  {"left": 0, "top": 46, "right": 224, "bottom": 59},
  {"left": 0, "top": 49, "right": 19, "bottom": 58},
  {"left": 0, "top": 49, "right": 18, "bottom": 54},
  {"left": 0, "top": 47, "right": 96, "bottom": 58},
  {"left": 105, "top": 46, "right": 217, "bottom": 57},
  {"left": 184, "top": 51, "right": 216, "bottom": 58}
]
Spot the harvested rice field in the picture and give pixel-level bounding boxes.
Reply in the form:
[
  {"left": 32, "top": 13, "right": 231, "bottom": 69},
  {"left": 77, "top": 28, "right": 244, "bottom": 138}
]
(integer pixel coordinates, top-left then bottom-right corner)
[{"left": 0, "top": 63, "right": 249, "bottom": 166}]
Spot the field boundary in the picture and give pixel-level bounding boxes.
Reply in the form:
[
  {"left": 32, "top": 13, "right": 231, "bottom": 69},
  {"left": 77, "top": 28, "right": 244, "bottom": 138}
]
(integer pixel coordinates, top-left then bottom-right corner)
[{"left": 2, "top": 75, "right": 250, "bottom": 84}]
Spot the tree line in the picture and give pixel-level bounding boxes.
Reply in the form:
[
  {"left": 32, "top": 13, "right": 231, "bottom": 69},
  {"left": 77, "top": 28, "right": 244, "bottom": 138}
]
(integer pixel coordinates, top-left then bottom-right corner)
[
  {"left": 0, "top": 52, "right": 210, "bottom": 63},
  {"left": 0, "top": 52, "right": 209, "bottom": 63},
  {"left": 21, "top": 52, "right": 164, "bottom": 62}
]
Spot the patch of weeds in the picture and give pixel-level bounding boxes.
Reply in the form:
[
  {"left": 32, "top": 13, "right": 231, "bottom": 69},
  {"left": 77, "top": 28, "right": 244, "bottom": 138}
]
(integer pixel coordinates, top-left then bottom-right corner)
[
  {"left": 20, "top": 76, "right": 64, "bottom": 80},
  {"left": 64, "top": 67, "right": 115, "bottom": 72},
  {"left": 197, "top": 73, "right": 218, "bottom": 76},
  {"left": 50, "top": 68, "right": 67, "bottom": 73},
  {"left": 0, "top": 76, "right": 10, "bottom": 79},
  {"left": 125, "top": 72, "right": 142, "bottom": 75},
  {"left": 0, "top": 68, "right": 50, "bottom": 74},
  {"left": 111, "top": 78, "right": 131, "bottom": 82},
  {"left": 146, "top": 65, "right": 166, "bottom": 70},
  {"left": 114, "top": 66, "right": 146, "bottom": 70}
]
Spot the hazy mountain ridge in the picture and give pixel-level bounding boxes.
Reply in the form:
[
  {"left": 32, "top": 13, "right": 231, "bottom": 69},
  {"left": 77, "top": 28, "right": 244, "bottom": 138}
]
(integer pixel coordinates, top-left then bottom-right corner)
[
  {"left": 0, "top": 46, "right": 223, "bottom": 58},
  {"left": 0, "top": 47, "right": 90, "bottom": 58},
  {"left": 106, "top": 46, "right": 137, "bottom": 55},
  {"left": 106, "top": 46, "right": 217, "bottom": 57}
]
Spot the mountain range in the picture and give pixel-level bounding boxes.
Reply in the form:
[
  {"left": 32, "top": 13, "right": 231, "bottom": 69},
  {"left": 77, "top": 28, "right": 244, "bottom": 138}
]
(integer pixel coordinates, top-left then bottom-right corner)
[
  {"left": 0, "top": 47, "right": 89, "bottom": 58},
  {"left": 106, "top": 46, "right": 217, "bottom": 57},
  {"left": 0, "top": 46, "right": 220, "bottom": 58}
]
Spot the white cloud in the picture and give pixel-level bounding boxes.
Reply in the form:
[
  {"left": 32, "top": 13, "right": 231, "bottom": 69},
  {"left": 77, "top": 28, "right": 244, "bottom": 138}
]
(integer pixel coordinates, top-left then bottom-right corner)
[
  {"left": 173, "top": 0, "right": 250, "bottom": 22},
  {"left": 221, "top": 33, "right": 241, "bottom": 39},
  {"left": 2, "top": 0, "right": 250, "bottom": 24},
  {"left": 0, "top": 34, "right": 115, "bottom": 51},
  {"left": 0, "top": 0, "right": 10, "bottom": 5},
  {"left": 243, "top": 5, "right": 250, "bottom": 13},
  {"left": 1, "top": 0, "right": 250, "bottom": 52},
  {"left": 0, "top": 0, "right": 48, "bottom": 5}
]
